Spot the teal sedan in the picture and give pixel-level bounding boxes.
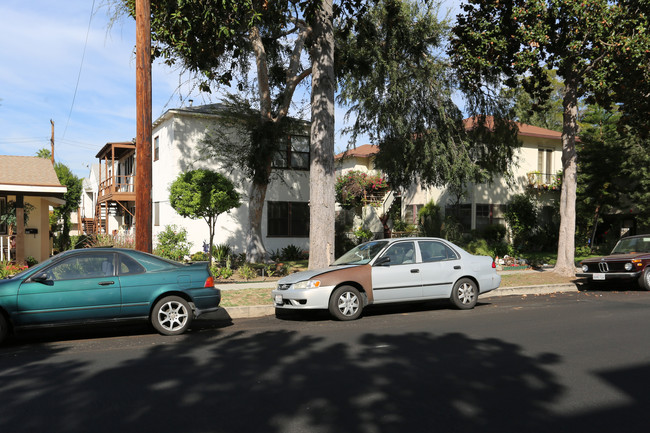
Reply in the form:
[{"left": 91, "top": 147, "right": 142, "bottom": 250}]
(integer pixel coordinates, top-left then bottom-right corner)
[{"left": 0, "top": 248, "right": 220, "bottom": 344}]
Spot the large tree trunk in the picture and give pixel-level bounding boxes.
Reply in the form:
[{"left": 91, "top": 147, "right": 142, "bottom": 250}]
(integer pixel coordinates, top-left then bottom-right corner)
[
  {"left": 555, "top": 78, "right": 579, "bottom": 276},
  {"left": 246, "top": 178, "right": 269, "bottom": 263},
  {"left": 308, "top": 0, "right": 336, "bottom": 269}
]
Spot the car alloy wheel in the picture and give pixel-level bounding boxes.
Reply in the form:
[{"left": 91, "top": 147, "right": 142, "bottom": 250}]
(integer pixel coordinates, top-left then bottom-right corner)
[
  {"left": 329, "top": 285, "right": 363, "bottom": 321},
  {"left": 451, "top": 278, "right": 478, "bottom": 310},
  {"left": 152, "top": 296, "right": 193, "bottom": 335}
]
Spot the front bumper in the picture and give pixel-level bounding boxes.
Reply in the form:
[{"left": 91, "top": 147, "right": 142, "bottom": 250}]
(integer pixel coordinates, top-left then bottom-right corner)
[
  {"left": 271, "top": 285, "right": 336, "bottom": 310},
  {"left": 575, "top": 271, "right": 642, "bottom": 280}
]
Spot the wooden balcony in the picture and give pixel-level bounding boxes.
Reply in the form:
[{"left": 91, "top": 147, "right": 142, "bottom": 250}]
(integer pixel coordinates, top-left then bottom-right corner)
[
  {"left": 97, "top": 174, "right": 136, "bottom": 203},
  {"left": 526, "top": 171, "right": 562, "bottom": 191}
]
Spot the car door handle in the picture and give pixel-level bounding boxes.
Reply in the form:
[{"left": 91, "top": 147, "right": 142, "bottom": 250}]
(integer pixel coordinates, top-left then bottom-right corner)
[
  {"left": 410, "top": 269, "right": 419, "bottom": 273},
  {"left": 454, "top": 265, "right": 461, "bottom": 270},
  {"left": 98, "top": 281, "right": 115, "bottom": 286}
]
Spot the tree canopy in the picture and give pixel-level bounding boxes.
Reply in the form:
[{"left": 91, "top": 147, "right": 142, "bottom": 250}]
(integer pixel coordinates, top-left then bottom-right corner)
[
  {"left": 337, "top": 0, "right": 520, "bottom": 191},
  {"left": 169, "top": 169, "right": 241, "bottom": 266},
  {"left": 450, "top": 0, "right": 650, "bottom": 275}
]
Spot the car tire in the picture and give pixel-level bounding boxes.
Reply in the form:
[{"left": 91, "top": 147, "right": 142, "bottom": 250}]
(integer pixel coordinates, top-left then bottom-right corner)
[
  {"left": 151, "top": 296, "right": 193, "bottom": 336},
  {"left": 0, "top": 314, "right": 8, "bottom": 345},
  {"left": 329, "top": 286, "right": 363, "bottom": 321},
  {"left": 451, "top": 278, "right": 478, "bottom": 310},
  {"left": 639, "top": 268, "right": 650, "bottom": 291}
]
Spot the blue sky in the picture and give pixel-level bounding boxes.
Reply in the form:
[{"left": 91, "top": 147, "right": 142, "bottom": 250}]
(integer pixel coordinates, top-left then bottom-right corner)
[{"left": 0, "top": 0, "right": 461, "bottom": 178}]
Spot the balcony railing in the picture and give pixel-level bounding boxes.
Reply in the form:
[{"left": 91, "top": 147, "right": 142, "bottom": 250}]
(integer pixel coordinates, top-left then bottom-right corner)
[
  {"left": 526, "top": 172, "right": 561, "bottom": 191},
  {"left": 98, "top": 175, "right": 135, "bottom": 198}
]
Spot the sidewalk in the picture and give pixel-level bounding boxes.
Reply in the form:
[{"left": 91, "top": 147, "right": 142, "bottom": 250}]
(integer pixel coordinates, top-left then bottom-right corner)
[{"left": 214, "top": 274, "right": 579, "bottom": 319}]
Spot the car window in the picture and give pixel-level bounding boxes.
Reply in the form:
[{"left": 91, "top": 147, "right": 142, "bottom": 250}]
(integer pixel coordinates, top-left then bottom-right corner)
[
  {"left": 46, "top": 253, "right": 115, "bottom": 281},
  {"left": 380, "top": 242, "right": 416, "bottom": 265},
  {"left": 118, "top": 253, "right": 146, "bottom": 276},
  {"left": 418, "top": 241, "right": 458, "bottom": 262}
]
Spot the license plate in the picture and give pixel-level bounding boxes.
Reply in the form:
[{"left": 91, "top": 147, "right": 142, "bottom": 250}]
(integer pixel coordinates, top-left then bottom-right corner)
[
  {"left": 275, "top": 295, "right": 283, "bottom": 305},
  {"left": 593, "top": 273, "right": 606, "bottom": 281}
]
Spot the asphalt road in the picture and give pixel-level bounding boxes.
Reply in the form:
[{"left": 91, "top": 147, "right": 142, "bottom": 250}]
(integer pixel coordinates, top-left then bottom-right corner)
[{"left": 2, "top": 290, "right": 650, "bottom": 433}]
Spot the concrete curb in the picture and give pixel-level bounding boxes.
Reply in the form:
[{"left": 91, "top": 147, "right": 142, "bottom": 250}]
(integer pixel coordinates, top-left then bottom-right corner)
[{"left": 218, "top": 283, "right": 579, "bottom": 319}]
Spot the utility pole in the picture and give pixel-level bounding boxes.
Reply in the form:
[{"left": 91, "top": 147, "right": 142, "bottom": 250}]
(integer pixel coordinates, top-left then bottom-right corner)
[
  {"left": 50, "top": 119, "right": 55, "bottom": 164},
  {"left": 135, "top": 0, "right": 152, "bottom": 252}
]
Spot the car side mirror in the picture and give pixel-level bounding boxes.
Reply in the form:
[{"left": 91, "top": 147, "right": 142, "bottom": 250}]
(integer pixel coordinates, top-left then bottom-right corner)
[
  {"left": 374, "top": 256, "right": 391, "bottom": 266},
  {"left": 30, "top": 272, "right": 51, "bottom": 284}
]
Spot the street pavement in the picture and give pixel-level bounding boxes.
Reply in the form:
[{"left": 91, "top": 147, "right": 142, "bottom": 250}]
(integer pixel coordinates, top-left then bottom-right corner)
[{"left": 216, "top": 268, "right": 580, "bottom": 319}]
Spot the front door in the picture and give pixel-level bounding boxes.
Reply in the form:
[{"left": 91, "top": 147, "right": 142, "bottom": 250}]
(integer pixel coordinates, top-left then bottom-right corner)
[
  {"left": 15, "top": 252, "right": 121, "bottom": 325},
  {"left": 372, "top": 241, "right": 422, "bottom": 303}
]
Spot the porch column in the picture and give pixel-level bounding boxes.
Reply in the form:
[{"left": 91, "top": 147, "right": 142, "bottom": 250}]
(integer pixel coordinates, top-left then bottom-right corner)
[{"left": 15, "top": 194, "right": 25, "bottom": 264}]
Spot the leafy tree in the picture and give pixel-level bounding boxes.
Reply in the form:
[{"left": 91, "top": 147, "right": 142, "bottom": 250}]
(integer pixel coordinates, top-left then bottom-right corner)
[
  {"left": 336, "top": 0, "right": 520, "bottom": 192},
  {"left": 504, "top": 194, "right": 538, "bottom": 250},
  {"left": 502, "top": 70, "right": 564, "bottom": 132},
  {"left": 450, "top": 0, "right": 650, "bottom": 275},
  {"left": 115, "top": 0, "right": 364, "bottom": 268},
  {"left": 0, "top": 201, "right": 34, "bottom": 236},
  {"left": 169, "top": 169, "right": 241, "bottom": 267},
  {"left": 52, "top": 163, "right": 83, "bottom": 251}
]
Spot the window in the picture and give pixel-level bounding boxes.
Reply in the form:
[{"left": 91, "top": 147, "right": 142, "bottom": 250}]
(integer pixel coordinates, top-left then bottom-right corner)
[
  {"left": 538, "top": 148, "right": 553, "bottom": 183},
  {"left": 47, "top": 253, "right": 116, "bottom": 281},
  {"left": 418, "top": 240, "right": 458, "bottom": 262},
  {"left": 267, "top": 201, "right": 309, "bottom": 237},
  {"left": 476, "top": 204, "right": 491, "bottom": 229},
  {"left": 272, "top": 134, "right": 310, "bottom": 170},
  {"left": 403, "top": 204, "right": 424, "bottom": 224},
  {"left": 153, "top": 136, "right": 160, "bottom": 161},
  {"left": 118, "top": 253, "right": 145, "bottom": 275},
  {"left": 380, "top": 241, "right": 416, "bottom": 265},
  {"left": 154, "top": 202, "right": 160, "bottom": 227},
  {"left": 0, "top": 196, "right": 6, "bottom": 235}
]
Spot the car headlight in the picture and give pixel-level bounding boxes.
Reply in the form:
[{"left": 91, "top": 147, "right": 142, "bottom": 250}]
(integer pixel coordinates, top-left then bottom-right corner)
[
  {"left": 582, "top": 265, "right": 589, "bottom": 273},
  {"left": 293, "top": 280, "right": 321, "bottom": 290},
  {"left": 625, "top": 263, "right": 633, "bottom": 271}
]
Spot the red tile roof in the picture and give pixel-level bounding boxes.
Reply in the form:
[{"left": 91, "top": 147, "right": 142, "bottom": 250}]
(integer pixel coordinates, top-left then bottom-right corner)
[{"left": 336, "top": 118, "right": 566, "bottom": 160}]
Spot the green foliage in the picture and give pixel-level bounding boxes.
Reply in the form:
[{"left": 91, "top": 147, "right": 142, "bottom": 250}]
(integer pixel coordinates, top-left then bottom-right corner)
[
  {"left": 169, "top": 169, "right": 240, "bottom": 266},
  {"left": 0, "top": 261, "right": 28, "bottom": 279},
  {"left": 335, "top": 170, "right": 388, "bottom": 209},
  {"left": 153, "top": 225, "right": 192, "bottom": 262},
  {"left": 504, "top": 194, "right": 538, "bottom": 248},
  {"left": 238, "top": 263, "right": 257, "bottom": 280},
  {"left": 480, "top": 224, "right": 507, "bottom": 245},
  {"left": 25, "top": 256, "right": 38, "bottom": 267},
  {"left": 0, "top": 201, "right": 34, "bottom": 235},
  {"left": 191, "top": 252, "right": 209, "bottom": 262},
  {"left": 353, "top": 226, "right": 374, "bottom": 244},
  {"left": 212, "top": 243, "right": 232, "bottom": 264},
  {"left": 52, "top": 162, "right": 83, "bottom": 251},
  {"left": 441, "top": 215, "right": 463, "bottom": 244},
  {"left": 337, "top": 0, "right": 520, "bottom": 190},
  {"left": 418, "top": 201, "right": 442, "bottom": 237},
  {"left": 280, "top": 244, "right": 306, "bottom": 261}
]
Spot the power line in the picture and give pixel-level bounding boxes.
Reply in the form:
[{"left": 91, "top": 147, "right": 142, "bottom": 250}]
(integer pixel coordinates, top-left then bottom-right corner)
[{"left": 62, "top": 0, "right": 97, "bottom": 139}]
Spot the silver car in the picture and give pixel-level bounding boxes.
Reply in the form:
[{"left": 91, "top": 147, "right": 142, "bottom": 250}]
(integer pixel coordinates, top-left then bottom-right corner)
[{"left": 272, "top": 237, "right": 501, "bottom": 320}]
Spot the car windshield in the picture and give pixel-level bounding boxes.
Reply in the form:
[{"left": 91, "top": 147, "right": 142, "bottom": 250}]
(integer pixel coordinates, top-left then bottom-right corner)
[
  {"left": 611, "top": 236, "right": 650, "bottom": 254},
  {"left": 333, "top": 240, "right": 389, "bottom": 265}
]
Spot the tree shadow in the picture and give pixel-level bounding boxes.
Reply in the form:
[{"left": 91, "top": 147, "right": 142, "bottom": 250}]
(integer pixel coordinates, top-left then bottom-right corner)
[{"left": 1, "top": 327, "right": 573, "bottom": 433}]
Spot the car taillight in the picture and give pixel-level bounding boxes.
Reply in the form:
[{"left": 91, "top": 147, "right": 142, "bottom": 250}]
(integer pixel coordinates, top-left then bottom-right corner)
[
  {"left": 204, "top": 276, "right": 215, "bottom": 288},
  {"left": 492, "top": 261, "right": 496, "bottom": 269}
]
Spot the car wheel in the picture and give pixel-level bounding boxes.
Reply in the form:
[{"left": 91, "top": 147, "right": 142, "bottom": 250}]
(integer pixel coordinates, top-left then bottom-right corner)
[
  {"left": 329, "top": 286, "right": 363, "bottom": 321},
  {"left": 151, "top": 296, "right": 193, "bottom": 335},
  {"left": 0, "top": 314, "right": 8, "bottom": 345},
  {"left": 451, "top": 278, "right": 478, "bottom": 310},
  {"left": 639, "top": 268, "right": 650, "bottom": 291}
]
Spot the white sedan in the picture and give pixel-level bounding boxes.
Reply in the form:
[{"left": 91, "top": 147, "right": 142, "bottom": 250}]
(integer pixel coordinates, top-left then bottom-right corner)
[{"left": 272, "top": 237, "right": 501, "bottom": 320}]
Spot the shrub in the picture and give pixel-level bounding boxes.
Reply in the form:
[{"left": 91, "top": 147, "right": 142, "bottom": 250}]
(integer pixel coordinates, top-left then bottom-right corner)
[
  {"left": 480, "top": 224, "right": 507, "bottom": 244},
  {"left": 153, "top": 225, "right": 192, "bottom": 262},
  {"left": 280, "top": 244, "right": 306, "bottom": 261},
  {"left": 505, "top": 194, "right": 538, "bottom": 248},
  {"left": 1, "top": 261, "right": 28, "bottom": 279},
  {"left": 212, "top": 243, "right": 232, "bottom": 264},
  {"left": 354, "top": 226, "right": 373, "bottom": 243},
  {"left": 191, "top": 251, "right": 209, "bottom": 261},
  {"left": 335, "top": 170, "right": 388, "bottom": 209},
  {"left": 25, "top": 256, "right": 38, "bottom": 267},
  {"left": 418, "top": 201, "right": 442, "bottom": 237},
  {"left": 464, "top": 239, "right": 494, "bottom": 257},
  {"left": 441, "top": 215, "right": 463, "bottom": 243},
  {"left": 238, "top": 263, "right": 258, "bottom": 280}
]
